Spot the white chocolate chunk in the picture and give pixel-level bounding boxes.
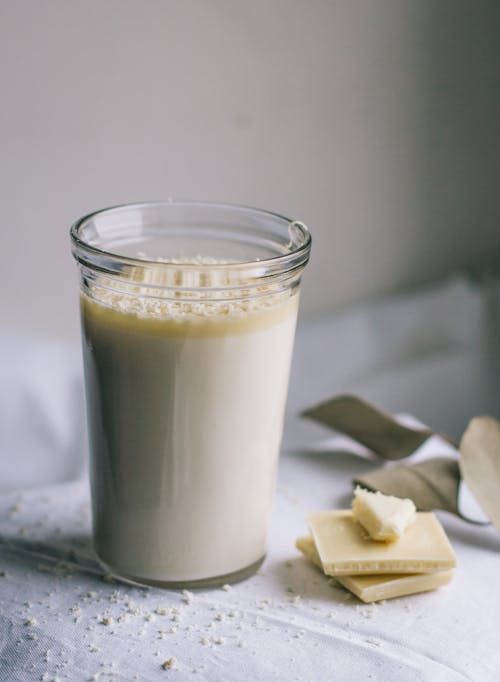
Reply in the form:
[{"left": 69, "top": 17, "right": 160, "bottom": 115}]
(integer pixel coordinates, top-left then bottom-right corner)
[
  {"left": 337, "top": 569, "right": 453, "bottom": 603},
  {"left": 306, "top": 510, "right": 456, "bottom": 575},
  {"left": 296, "top": 536, "right": 454, "bottom": 603},
  {"left": 352, "top": 486, "right": 416, "bottom": 541}
]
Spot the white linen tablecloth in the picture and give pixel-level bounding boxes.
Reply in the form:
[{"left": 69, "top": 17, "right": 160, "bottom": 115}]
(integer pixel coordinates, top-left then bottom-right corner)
[{"left": 1, "top": 275, "right": 499, "bottom": 681}]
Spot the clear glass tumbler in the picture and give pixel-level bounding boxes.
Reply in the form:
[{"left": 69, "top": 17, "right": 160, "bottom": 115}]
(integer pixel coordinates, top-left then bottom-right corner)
[{"left": 71, "top": 201, "right": 311, "bottom": 587}]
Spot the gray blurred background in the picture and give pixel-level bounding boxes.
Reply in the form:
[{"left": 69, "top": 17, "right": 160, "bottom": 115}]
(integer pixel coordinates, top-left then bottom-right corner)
[{"left": 0, "top": 0, "right": 499, "bottom": 342}]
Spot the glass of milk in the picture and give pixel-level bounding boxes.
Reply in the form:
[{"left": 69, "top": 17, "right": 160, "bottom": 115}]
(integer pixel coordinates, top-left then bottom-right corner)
[{"left": 71, "top": 201, "right": 311, "bottom": 587}]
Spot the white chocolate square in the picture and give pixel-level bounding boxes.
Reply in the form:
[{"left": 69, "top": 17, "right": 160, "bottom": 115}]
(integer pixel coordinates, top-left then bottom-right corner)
[
  {"left": 306, "top": 510, "right": 456, "bottom": 575},
  {"left": 296, "top": 535, "right": 454, "bottom": 603}
]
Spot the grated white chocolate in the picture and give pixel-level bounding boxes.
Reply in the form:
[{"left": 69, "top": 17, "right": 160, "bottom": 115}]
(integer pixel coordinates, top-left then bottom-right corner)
[{"left": 84, "top": 257, "right": 294, "bottom": 324}]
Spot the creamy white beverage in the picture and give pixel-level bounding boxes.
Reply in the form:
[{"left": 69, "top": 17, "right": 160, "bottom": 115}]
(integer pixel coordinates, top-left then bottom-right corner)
[
  {"left": 82, "top": 274, "right": 299, "bottom": 585},
  {"left": 71, "top": 201, "right": 311, "bottom": 587}
]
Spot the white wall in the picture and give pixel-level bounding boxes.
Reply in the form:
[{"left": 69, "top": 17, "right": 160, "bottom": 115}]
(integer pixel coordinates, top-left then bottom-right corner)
[{"left": 1, "top": 0, "right": 499, "bottom": 341}]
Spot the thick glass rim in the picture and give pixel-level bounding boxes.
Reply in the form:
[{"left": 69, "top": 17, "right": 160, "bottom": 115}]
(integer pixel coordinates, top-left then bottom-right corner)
[{"left": 70, "top": 200, "right": 312, "bottom": 276}]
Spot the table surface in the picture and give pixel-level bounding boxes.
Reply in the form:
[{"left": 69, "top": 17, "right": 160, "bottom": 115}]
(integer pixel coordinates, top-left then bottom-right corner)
[{"left": 1, "top": 275, "right": 499, "bottom": 681}]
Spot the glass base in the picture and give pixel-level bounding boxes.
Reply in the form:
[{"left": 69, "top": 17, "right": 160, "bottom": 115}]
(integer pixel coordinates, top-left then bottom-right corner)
[{"left": 97, "top": 554, "right": 266, "bottom": 590}]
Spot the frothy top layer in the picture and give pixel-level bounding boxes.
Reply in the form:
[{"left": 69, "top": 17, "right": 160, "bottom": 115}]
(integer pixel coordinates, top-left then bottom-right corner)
[{"left": 82, "top": 257, "right": 299, "bottom": 336}]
